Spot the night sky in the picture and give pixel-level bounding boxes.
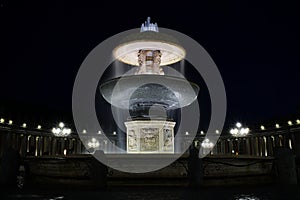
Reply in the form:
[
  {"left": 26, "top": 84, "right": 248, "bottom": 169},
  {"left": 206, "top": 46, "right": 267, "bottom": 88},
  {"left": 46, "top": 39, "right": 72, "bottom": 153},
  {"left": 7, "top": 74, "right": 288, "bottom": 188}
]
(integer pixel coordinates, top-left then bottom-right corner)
[{"left": 1, "top": 1, "right": 300, "bottom": 129}]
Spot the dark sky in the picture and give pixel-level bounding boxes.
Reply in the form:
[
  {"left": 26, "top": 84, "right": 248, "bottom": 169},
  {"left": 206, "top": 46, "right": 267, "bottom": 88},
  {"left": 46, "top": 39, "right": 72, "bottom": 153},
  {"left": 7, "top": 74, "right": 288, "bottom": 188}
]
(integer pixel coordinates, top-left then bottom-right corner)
[{"left": 1, "top": 1, "right": 300, "bottom": 128}]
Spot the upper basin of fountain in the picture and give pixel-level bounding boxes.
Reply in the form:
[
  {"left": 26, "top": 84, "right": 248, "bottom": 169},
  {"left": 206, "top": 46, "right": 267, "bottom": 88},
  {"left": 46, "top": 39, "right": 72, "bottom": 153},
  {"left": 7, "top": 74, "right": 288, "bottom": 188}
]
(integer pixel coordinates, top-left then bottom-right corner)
[
  {"left": 99, "top": 75, "right": 199, "bottom": 109},
  {"left": 113, "top": 17, "right": 185, "bottom": 66}
]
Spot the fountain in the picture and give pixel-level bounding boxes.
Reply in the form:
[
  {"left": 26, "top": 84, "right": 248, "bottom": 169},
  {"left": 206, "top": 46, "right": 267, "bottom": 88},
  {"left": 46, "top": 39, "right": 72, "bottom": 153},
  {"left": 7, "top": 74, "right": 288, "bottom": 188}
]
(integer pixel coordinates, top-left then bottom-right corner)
[{"left": 100, "top": 17, "right": 199, "bottom": 153}]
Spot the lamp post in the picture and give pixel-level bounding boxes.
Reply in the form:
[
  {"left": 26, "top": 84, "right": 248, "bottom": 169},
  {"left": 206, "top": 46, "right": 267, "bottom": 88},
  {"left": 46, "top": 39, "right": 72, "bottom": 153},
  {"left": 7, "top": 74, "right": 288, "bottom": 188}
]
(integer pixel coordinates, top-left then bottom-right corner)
[
  {"left": 230, "top": 122, "right": 249, "bottom": 155},
  {"left": 87, "top": 138, "right": 100, "bottom": 148},
  {"left": 52, "top": 122, "right": 71, "bottom": 137},
  {"left": 87, "top": 138, "right": 100, "bottom": 153},
  {"left": 230, "top": 122, "right": 250, "bottom": 137},
  {"left": 201, "top": 138, "right": 214, "bottom": 155}
]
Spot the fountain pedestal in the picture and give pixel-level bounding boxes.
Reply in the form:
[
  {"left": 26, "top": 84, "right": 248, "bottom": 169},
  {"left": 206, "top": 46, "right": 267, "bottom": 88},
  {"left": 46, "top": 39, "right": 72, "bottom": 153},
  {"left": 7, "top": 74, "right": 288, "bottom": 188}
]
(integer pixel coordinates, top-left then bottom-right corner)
[{"left": 125, "top": 120, "right": 175, "bottom": 154}]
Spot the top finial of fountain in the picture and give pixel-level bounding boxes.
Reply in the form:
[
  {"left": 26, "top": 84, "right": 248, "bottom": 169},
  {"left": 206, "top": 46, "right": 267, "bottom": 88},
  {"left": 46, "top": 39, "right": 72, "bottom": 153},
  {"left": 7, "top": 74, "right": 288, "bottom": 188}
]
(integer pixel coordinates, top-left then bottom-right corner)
[{"left": 140, "top": 17, "right": 159, "bottom": 32}]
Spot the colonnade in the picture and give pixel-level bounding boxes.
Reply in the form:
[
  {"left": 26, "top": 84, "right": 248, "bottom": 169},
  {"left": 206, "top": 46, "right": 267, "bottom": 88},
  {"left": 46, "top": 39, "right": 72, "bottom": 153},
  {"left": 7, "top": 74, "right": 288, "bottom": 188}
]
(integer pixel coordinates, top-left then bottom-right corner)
[
  {"left": 194, "top": 131, "right": 297, "bottom": 157},
  {"left": 0, "top": 127, "right": 299, "bottom": 158},
  {"left": 0, "top": 130, "right": 84, "bottom": 157}
]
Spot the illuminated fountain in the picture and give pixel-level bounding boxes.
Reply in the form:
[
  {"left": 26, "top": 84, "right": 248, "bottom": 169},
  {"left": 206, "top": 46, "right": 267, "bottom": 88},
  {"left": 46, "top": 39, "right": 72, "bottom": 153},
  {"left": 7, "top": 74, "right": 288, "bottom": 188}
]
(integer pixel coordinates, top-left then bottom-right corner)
[{"left": 100, "top": 17, "right": 199, "bottom": 154}]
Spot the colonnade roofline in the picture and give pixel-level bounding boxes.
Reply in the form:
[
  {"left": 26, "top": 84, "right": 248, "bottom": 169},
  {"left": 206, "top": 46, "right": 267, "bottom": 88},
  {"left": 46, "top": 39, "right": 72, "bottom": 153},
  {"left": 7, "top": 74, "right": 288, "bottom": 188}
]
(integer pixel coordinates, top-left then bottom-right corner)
[{"left": 0, "top": 117, "right": 300, "bottom": 137}]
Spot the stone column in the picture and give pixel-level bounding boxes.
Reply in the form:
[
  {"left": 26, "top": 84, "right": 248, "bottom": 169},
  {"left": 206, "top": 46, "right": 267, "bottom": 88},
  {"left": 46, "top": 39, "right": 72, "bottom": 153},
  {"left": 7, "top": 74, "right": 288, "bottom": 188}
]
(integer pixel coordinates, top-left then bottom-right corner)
[
  {"left": 61, "top": 138, "right": 65, "bottom": 155},
  {"left": 245, "top": 137, "right": 251, "bottom": 155},
  {"left": 26, "top": 136, "right": 30, "bottom": 154},
  {"left": 52, "top": 138, "right": 57, "bottom": 155},
  {"left": 274, "top": 135, "right": 280, "bottom": 148},
  {"left": 216, "top": 141, "right": 221, "bottom": 155},
  {"left": 19, "top": 135, "right": 27, "bottom": 157},
  {"left": 77, "top": 139, "right": 82, "bottom": 154},
  {"left": 254, "top": 137, "right": 259, "bottom": 156},
  {"left": 266, "top": 136, "right": 274, "bottom": 157},
  {"left": 48, "top": 137, "right": 52, "bottom": 155},
  {"left": 39, "top": 137, "right": 43, "bottom": 156},
  {"left": 35, "top": 136, "right": 40, "bottom": 156},
  {"left": 290, "top": 132, "right": 296, "bottom": 151},
  {"left": 261, "top": 136, "right": 265, "bottom": 156},
  {"left": 282, "top": 133, "right": 289, "bottom": 148},
  {"left": 229, "top": 139, "right": 233, "bottom": 154},
  {"left": 250, "top": 137, "right": 254, "bottom": 156},
  {"left": 43, "top": 137, "right": 50, "bottom": 155},
  {"left": 69, "top": 139, "right": 74, "bottom": 154},
  {"left": 279, "top": 135, "right": 284, "bottom": 147},
  {"left": 67, "top": 138, "right": 71, "bottom": 154},
  {"left": 263, "top": 136, "right": 267, "bottom": 156},
  {"left": 225, "top": 139, "right": 229, "bottom": 154},
  {"left": 240, "top": 138, "right": 246, "bottom": 155},
  {"left": 220, "top": 139, "right": 225, "bottom": 155},
  {"left": 259, "top": 137, "right": 264, "bottom": 156}
]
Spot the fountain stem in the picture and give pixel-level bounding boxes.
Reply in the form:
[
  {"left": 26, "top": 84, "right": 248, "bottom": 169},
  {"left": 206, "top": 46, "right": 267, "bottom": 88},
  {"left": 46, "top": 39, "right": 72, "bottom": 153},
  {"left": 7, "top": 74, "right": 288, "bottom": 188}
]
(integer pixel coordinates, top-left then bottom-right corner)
[{"left": 136, "top": 50, "right": 164, "bottom": 75}]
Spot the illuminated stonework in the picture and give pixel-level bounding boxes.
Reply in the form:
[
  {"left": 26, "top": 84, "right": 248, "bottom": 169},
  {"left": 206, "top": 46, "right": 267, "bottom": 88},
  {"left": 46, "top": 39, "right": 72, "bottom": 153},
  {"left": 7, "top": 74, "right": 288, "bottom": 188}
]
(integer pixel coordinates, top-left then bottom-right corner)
[
  {"left": 136, "top": 50, "right": 164, "bottom": 75},
  {"left": 113, "top": 40, "right": 185, "bottom": 67},
  {"left": 125, "top": 120, "right": 175, "bottom": 153}
]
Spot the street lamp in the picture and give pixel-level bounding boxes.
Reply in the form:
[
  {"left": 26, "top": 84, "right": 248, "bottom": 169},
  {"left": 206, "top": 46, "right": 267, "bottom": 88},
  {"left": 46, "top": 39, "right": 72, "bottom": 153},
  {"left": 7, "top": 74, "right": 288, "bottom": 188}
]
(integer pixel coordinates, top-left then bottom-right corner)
[
  {"left": 201, "top": 138, "right": 214, "bottom": 155},
  {"left": 87, "top": 138, "right": 100, "bottom": 148},
  {"left": 52, "top": 122, "right": 71, "bottom": 137},
  {"left": 201, "top": 138, "right": 214, "bottom": 149},
  {"left": 230, "top": 122, "right": 250, "bottom": 137}
]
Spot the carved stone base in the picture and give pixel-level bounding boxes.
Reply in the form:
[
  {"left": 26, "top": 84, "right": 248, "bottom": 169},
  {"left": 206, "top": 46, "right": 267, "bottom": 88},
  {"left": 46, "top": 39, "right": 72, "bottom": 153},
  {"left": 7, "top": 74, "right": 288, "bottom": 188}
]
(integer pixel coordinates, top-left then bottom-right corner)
[{"left": 125, "top": 120, "right": 175, "bottom": 154}]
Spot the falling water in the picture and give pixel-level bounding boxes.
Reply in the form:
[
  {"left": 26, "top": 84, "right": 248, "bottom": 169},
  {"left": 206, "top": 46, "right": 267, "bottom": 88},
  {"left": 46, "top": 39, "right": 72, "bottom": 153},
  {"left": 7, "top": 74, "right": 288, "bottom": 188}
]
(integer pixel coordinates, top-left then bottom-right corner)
[
  {"left": 112, "top": 56, "right": 135, "bottom": 78},
  {"left": 180, "top": 59, "right": 185, "bottom": 77},
  {"left": 113, "top": 57, "right": 123, "bottom": 78}
]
